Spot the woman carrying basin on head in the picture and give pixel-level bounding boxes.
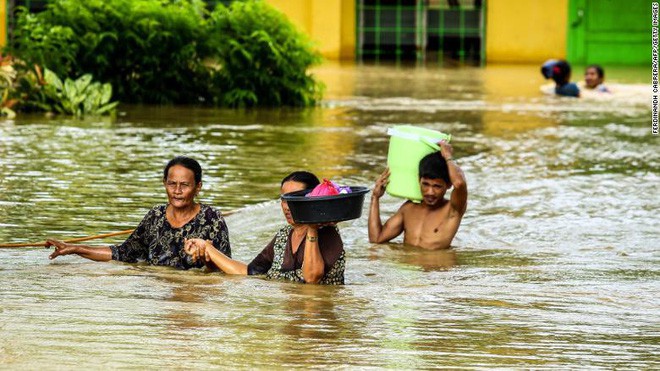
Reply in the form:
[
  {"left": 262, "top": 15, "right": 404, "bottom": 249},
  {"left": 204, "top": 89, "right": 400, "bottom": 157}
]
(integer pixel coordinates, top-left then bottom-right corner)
[
  {"left": 46, "top": 156, "right": 231, "bottom": 269},
  {"left": 184, "top": 171, "right": 345, "bottom": 284}
]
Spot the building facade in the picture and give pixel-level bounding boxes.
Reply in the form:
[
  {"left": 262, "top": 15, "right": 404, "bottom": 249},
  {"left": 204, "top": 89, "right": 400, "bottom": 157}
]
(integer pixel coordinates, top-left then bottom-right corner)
[{"left": 1, "top": 0, "right": 652, "bottom": 65}]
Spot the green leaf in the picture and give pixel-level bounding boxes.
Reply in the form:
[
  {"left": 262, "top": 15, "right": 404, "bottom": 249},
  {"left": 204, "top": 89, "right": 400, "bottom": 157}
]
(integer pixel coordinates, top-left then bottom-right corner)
[
  {"left": 44, "top": 68, "right": 63, "bottom": 91},
  {"left": 100, "top": 83, "right": 112, "bottom": 104},
  {"left": 1, "top": 107, "right": 17, "bottom": 119},
  {"left": 75, "top": 74, "right": 93, "bottom": 94},
  {"left": 95, "top": 101, "right": 118, "bottom": 114}
]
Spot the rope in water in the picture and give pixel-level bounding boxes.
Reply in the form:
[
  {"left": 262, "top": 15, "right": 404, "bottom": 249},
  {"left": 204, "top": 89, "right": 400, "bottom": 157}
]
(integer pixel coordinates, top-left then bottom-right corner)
[{"left": 0, "top": 208, "right": 238, "bottom": 248}]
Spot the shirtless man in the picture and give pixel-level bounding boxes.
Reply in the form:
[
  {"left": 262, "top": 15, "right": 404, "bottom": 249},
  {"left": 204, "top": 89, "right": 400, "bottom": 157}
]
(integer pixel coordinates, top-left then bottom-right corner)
[{"left": 368, "top": 140, "right": 467, "bottom": 250}]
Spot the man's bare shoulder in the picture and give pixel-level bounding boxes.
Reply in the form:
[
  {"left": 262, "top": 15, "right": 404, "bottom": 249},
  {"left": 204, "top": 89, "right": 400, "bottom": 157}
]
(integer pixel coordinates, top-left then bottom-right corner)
[
  {"left": 398, "top": 200, "right": 419, "bottom": 212},
  {"left": 398, "top": 200, "right": 427, "bottom": 217}
]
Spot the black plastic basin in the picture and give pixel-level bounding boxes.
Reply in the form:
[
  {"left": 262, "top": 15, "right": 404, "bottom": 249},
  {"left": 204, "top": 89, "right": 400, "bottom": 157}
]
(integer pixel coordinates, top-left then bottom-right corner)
[{"left": 281, "top": 186, "right": 370, "bottom": 224}]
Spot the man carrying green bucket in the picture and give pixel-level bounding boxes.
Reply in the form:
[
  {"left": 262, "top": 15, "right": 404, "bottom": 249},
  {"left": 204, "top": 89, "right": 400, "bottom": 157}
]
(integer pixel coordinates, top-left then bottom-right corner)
[{"left": 368, "top": 127, "right": 468, "bottom": 250}]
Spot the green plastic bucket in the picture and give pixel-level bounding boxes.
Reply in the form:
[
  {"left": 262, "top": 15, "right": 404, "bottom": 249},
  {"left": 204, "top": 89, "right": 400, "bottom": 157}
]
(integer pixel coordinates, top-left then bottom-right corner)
[{"left": 386, "top": 125, "right": 451, "bottom": 202}]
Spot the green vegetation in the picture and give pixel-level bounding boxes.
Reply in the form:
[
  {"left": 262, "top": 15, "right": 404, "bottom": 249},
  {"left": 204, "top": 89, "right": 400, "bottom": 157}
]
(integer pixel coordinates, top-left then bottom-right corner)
[
  {"left": 3, "top": 0, "right": 323, "bottom": 115},
  {"left": 208, "top": 1, "right": 323, "bottom": 107},
  {"left": 0, "top": 58, "right": 18, "bottom": 118},
  {"left": 2, "top": 61, "right": 118, "bottom": 117},
  {"left": 41, "top": 68, "right": 118, "bottom": 117}
]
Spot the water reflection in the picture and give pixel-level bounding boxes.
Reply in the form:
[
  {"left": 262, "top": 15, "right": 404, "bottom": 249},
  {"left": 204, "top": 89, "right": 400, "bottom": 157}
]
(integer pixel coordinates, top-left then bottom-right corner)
[
  {"left": 156, "top": 270, "right": 228, "bottom": 334},
  {"left": 369, "top": 244, "right": 458, "bottom": 272},
  {"left": 280, "top": 284, "right": 342, "bottom": 342}
]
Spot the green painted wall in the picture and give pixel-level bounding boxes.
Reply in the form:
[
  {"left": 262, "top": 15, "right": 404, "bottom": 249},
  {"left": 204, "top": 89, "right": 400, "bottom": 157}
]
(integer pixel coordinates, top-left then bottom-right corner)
[{"left": 568, "top": 0, "right": 652, "bottom": 65}]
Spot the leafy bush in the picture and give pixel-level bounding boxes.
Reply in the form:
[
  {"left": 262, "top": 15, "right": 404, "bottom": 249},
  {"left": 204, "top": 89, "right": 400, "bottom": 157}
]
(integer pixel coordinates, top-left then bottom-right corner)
[
  {"left": 42, "top": 69, "right": 118, "bottom": 117},
  {"left": 9, "top": 11, "right": 78, "bottom": 81},
  {"left": 9, "top": 64, "right": 117, "bottom": 117},
  {"left": 9, "top": 0, "right": 213, "bottom": 104},
  {"left": 209, "top": 1, "right": 323, "bottom": 107},
  {"left": 6, "top": 0, "right": 323, "bottom": 108}
]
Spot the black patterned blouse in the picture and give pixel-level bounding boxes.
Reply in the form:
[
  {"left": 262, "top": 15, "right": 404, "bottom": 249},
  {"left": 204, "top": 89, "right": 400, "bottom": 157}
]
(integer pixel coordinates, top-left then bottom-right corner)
[
  {"left": 247, "top": 225, "right": 345, "bottom": 285},
  {"left": 110, "top": 204, "right": 230, "bottom": 270}
]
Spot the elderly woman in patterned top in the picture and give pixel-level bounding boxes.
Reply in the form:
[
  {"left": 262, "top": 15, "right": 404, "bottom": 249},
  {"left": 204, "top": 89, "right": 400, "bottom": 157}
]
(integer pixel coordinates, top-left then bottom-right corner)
[
  {"left": 46, "top": 156, "right": 231, "bottom": 270},
  {"left": 184, "top": 171, "right": 345, "bottom": 285}
]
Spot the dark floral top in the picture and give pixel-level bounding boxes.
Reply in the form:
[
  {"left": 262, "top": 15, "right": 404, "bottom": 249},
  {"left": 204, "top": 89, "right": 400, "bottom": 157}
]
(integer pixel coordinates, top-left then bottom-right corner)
[
  {"left": 110, "top": 204, "right": 230, "bottom": 270},
  {"left": 247, "top": 225, "right": 345, "bottom": 285}
]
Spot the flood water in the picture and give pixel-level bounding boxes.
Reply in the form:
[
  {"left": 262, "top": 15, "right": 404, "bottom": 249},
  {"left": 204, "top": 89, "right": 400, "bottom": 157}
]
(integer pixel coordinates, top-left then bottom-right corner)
[{"left": 0, "top": 63, "right": 657, "bottom": 368}]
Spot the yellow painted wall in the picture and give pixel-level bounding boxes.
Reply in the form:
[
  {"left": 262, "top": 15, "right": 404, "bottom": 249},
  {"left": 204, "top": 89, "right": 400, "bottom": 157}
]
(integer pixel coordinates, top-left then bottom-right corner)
[
  {"left": 339, "top": 0, "right": 356, "bottom": 59},
  {"left": 486, "top": 0, "right": 568, "bottom": 63},
  {"left": 0, "top": 0, "right": 6, "bottom": 47},
  {"left": 267, "top": 0, "right": 312, "bottom": 32},
  {"left": 267, "top": 0, "right": 355, "bottom": 60},
  {"left": 312, "top": 0, "right": 342, "bottom": 59}
]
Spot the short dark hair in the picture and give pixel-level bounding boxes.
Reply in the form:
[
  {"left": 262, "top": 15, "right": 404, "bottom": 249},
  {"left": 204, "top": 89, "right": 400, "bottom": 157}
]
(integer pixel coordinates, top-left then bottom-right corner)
[
  {"left": 419, "top": 152, "right": 450, "bottom": 184},
  {"left": 163, "top": 156, "right": 202, "bottom": 184},
  {"left": 281, "top": 171, "right": 320, "bottom": 189},
  {"left": 587, "top": 64, "right": 604, "bottom": 78},
  {"left": 551, "top": 60, "right": 571, "bottom": 86}
]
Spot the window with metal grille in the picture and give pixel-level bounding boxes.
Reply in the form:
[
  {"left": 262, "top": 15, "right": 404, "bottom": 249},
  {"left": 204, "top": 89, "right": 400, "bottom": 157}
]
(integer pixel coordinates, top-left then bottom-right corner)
[{"left": 357, "top": 0, "right": 484, "bottom": 64}]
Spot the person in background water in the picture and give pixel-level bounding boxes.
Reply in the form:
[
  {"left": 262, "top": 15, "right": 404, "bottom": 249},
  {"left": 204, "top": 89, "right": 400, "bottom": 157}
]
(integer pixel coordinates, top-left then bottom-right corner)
[
  {"left": 46, "top": 156, "right": 231, "bottom": 269},
  {"left": 582, "top": 64, "right": 610, "bottom": 93},
  {"left": 184, "top": 171, "right": 345, "bottom": 284},
  {"left": 541, "top": 59, "right": 580, "bottom": 97},
  {"left": 369, "top": 140, "right": 468, "bottom": 250}
]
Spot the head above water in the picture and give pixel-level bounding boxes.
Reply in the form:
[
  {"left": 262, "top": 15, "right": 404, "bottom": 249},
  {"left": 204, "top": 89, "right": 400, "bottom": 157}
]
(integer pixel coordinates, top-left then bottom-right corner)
[
  {"left": 550, "top": 60, "right": 571, "bottom": 86},
  {"left": 418, "top": 153, "right": 451, "bottom": 206},
  {"left": 584, "top": 64, "right": 605, "bottom": 88},
  {"left": 419, "top": 152, "right": 450, "bottom": 185},
  {"left": 163, "top": 156, "right": 202, "bottom": 185},
  {"left": 540, "top": 59, "right": 558, "bottom": 79},
  {"left": 280, "top": 171, "right": 320, "bottom": 225},
  {"left": 541, "top": 59, "right": 571, "bottom": 86},
  {"left": 280, "top": 171, "right": 320, "bottom": 190}
]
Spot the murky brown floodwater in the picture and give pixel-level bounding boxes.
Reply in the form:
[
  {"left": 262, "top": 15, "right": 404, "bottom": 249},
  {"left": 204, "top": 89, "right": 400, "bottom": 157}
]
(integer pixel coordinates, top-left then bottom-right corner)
[{"left": 0, "top": 63, "right": 658, "bottom": 368}]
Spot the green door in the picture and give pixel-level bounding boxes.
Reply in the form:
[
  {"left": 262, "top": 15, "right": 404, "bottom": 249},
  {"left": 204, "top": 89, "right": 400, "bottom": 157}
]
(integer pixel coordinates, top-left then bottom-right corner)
[{"left": 567, "top": 0, "right": 652, "bottom": 65}]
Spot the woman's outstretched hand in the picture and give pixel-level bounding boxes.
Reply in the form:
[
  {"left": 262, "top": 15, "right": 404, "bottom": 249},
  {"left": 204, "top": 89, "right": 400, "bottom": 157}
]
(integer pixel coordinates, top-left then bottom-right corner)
[{"left": 46, "top": 239, "right": 78, "bottom": 260}]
